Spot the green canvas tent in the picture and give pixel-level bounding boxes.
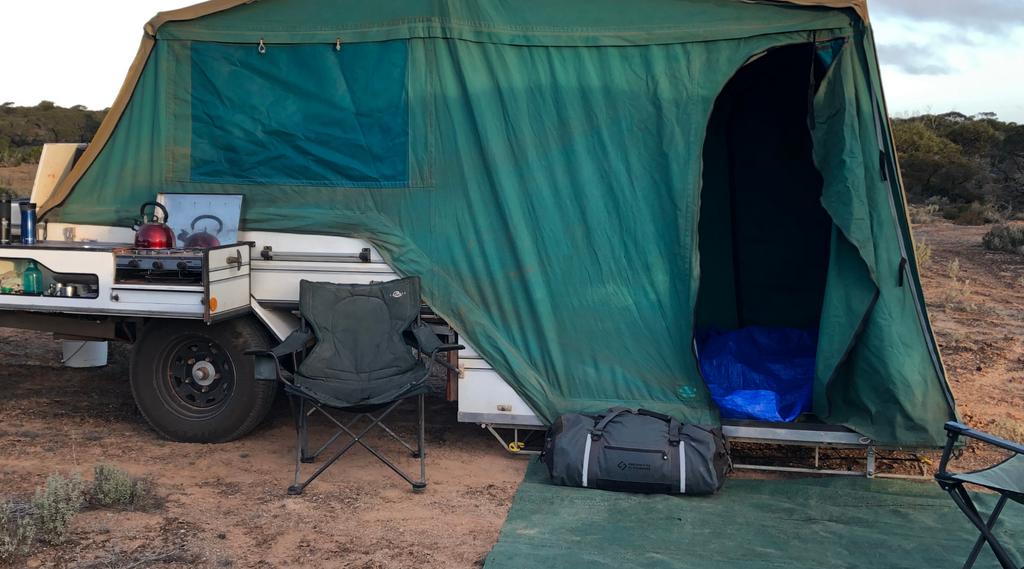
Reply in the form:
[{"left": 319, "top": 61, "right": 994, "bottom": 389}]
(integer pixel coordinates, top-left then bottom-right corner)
[{"left": 40, "top": 0, "right": 957, "bottom": 446}]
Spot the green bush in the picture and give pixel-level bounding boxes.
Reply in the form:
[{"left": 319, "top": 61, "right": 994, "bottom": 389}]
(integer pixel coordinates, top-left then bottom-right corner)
[
  {"left": 22, "top": 146, "right": 42, "bottom": 164},
  {"left": 93, "top": 463, "right": 133, "bottom": 508},
  {"left": 93, "top": 463, "right": 156, "bottom": 512},
  {"left": 982, "top": 224, "right": 1024, "bottom": 255},
  {"left": 943, "top": 204, "right": 968, "bottom": 221},
  {"left": 0, "top": 150, "right": 22, "bottom": 168},
  {"left": 954, "top": 208, "right": 986, "bottom": 226},
  {"left": 32, "top": 471, "right": 84, "bottom": 545},
  {"left": 0, "top": 500, "right": 36, "bottom": 563}
]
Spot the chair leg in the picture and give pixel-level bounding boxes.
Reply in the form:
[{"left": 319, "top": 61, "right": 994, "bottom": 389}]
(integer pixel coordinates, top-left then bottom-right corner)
[
  {"left": 287, "top": 395, "right": 304, "bottom": 494},
  {"left": 964, "top": 494, "right": 1010, "bottom": 569},
  {"left": 948, "top": 486, "right": 1018, "bottom": 569},
  {"left": 288, "top": 401, "right": 402, "bottom": 495},
  {"left": 286, "top": 397, "right": 428, "bottom": 494},
  {"left": 416, "top": 393, "right": 426, "bottom": 489},
  {"left": 298, "top": 397, "right": 314, "bottom": 463}
]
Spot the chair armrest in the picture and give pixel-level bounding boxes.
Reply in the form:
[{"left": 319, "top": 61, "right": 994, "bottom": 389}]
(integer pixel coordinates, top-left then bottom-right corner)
[
  {"left": 946, "top": 422, "right": 1024, "bottom": 455},
  {"left": 244, "top": 350, "right": 282, "bottom": 382},
  {"left": 243, "top": 349, "right": 275, "bottom": 356},
  {"left": 244, "top": 328, "right": 312, "bottom": 383},
  {"left": 435, "top": 344, "right": 465, "bottom": 353},
  {"left": 268, "top": 328, "right": 314, "bottom": 358}
]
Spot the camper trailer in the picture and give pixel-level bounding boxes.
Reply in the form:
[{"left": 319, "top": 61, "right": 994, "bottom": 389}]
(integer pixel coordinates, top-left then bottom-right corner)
[{"left": 0, "top": 0, "right": 957, "bottom": 474}]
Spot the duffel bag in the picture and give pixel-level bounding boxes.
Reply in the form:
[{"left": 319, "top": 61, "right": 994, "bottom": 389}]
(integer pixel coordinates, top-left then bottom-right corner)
[{"left": 541, "top": 407, "right": 731, "bottom": 494}]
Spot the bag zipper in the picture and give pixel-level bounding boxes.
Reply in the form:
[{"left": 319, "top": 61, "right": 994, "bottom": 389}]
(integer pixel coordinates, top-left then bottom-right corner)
[{"left": 604, "top": 446, "right": 669, "bottom": 460}]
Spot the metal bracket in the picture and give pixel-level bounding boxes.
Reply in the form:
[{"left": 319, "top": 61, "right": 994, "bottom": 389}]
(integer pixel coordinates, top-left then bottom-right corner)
[{"left": 483, "top": 424, "right": 540, "bottom": 456}]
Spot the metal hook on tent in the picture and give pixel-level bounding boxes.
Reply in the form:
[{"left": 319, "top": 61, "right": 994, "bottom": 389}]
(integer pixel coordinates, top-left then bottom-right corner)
[
  {"left": 258, "top": 38, "right": 266, "bottom": 54},
  {"left": 336, "top": 38, "right": 341, "bottom": 51}
]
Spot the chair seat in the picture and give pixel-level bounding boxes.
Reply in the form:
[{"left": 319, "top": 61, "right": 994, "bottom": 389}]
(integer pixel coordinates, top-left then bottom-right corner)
[
  {"left": 289, "top": 363, "right": 429, "bottom": 409},
  {"left": 943, "top": 454, "right": 1024, "bottom": 505}
]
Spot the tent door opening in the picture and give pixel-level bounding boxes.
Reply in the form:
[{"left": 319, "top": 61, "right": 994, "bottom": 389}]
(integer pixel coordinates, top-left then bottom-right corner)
[{"left": 695, "top": 42, "right": 832, "bottom": 424}]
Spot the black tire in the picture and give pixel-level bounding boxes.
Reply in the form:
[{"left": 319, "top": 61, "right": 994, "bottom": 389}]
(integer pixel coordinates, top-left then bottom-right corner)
[{"left": 130, "top": 316, "right": 276, "bottom": 443}]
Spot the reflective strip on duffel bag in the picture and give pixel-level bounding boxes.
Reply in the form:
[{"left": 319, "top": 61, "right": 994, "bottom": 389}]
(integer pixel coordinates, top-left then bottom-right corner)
[
  {"left": 582, "top": 435, "right": 593, "bottom": 487},
  {"left": 679, "top": 442, "right": 686, "bottom": 493}
]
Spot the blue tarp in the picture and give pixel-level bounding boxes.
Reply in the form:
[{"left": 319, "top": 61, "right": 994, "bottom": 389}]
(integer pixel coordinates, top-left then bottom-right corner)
[{"left": 696, "top": 327, "right": 818, "bottom": 422}]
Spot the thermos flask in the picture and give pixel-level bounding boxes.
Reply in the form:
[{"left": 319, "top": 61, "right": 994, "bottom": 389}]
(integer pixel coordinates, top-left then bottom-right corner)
[
  {"left": 21, "top": 202, "right": 37, "bottom": 245},
  {"left": 0, "top": 196, "right": 10, "bottom": 245}
]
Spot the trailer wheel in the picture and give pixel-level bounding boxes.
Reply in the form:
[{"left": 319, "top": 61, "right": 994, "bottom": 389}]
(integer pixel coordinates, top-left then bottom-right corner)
[{"left": 130, "top": 316, "right": 276, "bottom": 443}]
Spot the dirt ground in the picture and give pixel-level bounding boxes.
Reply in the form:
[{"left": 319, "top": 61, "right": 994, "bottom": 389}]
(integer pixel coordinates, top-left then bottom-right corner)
[{"left": 2, "top": 211, "right": 1023, "bottom": 567}]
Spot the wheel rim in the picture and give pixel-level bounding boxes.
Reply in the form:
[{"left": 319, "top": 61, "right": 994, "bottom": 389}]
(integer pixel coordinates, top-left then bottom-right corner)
[{"left": 158, "top": 334, "right": 235, "bottom": 419}]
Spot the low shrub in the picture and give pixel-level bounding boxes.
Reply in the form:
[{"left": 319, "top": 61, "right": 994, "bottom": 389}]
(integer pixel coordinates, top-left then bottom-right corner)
[
  {"left": 93, "top": 464, "right": 133, "bottom": 508},
  {"left": 22, "top": 146, "right": 42, "bottom": 165},
  {"left": 954, "top": 208, "right": 986, "bottom": 226},
  {"left": 983, "top": 224, "right": 1024, "bottom": 256},
  {"left": 0, "top": 500, "right": 36, "bottom": 564},
  {"left": 0, "top": 150, "right": 22, "bottom": 168},
  {"left": 32, "top": 471, "right": 85, "bottom": 545},
  {"left": 980, "top": 205, "right": 1005, "bottom": 224},
  {"left": 942, "top": 207, "right": 962, "bottom": 221},
  {"left": 909, "top": 204, "right": 940, "bottom": 224},
  {"left": 93, "top": 463, "right": 157, "bottom": 512}
]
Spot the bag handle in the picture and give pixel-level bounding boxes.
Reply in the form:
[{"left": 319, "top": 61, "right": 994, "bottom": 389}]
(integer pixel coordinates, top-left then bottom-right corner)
[
  {"left": 638, "top": 408, "right": 682, "bottom": 446},
  {"left": 591, "top": 407, "right": 633, "bottom": 440},
  {"left": 637, "top": 408, "right": 671, "bottom": 422},
  {"left": 668, "top": 418, "right": 681, "bottom": 447}
]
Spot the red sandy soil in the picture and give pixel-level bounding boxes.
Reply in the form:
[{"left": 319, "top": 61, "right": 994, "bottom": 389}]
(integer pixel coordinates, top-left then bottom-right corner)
[{"left": 1, "top": 216, "right": 1021, "bottom": 568}]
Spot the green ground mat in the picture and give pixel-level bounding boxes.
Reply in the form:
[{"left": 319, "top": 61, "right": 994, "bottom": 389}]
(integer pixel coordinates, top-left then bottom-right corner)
[{"left": 485, "top": 461, "right": 1023, "bottom": 568}]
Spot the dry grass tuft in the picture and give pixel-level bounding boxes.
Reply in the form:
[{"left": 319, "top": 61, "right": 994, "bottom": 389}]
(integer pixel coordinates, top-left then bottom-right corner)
[
  {"left": 947, "top": 258, "right": 962, "bottom": 279},
  {"left": 991, "top": 419, "right": 1024, "bottom": 446},
  {"left": 0, "top": 500, "right": 35, "bottom": 564},
  {"left": 944, "top": 278, "right": 977, "bottom": 312}
]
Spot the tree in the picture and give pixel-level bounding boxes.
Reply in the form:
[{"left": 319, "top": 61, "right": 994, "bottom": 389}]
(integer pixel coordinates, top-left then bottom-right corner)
[
  {"left": 995, "top": 125, "right": 1024, "bottom": 197},
  {"left": 892, "top": 120, "right": 958, "bottom": 156},
  {"left": 947, "top": 121, "right": 996, "bottom": 157}
]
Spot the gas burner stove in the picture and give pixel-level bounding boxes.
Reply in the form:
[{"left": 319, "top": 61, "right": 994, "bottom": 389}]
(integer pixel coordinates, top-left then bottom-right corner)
[{"left": 114, "top": 247, "right": 204, "bottom": 271}]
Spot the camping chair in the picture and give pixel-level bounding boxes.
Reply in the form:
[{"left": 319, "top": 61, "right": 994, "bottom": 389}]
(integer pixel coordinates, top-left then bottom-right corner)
[
  {"left": 245, "top": 277, "right": 463, "bottom": 495},
  {"left": 935, "top": 421, "right": 1024, "bottom": 569}
]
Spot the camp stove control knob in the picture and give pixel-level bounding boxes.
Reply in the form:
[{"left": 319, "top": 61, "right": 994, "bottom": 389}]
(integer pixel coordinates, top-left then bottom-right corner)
[
  {"left": 128, "top": 259, "right": 140, "bottom": 269},
  {"left": 152, "top": 260, "right": 164, "bottom": 270},
  {"left": 177, "top": 261, "right": 188, "bottom": 270}
]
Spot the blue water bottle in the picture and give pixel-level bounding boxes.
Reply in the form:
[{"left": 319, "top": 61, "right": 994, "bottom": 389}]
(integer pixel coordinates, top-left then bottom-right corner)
[{"left": 21, "top": 202, "right": 37, "bottom": 244}]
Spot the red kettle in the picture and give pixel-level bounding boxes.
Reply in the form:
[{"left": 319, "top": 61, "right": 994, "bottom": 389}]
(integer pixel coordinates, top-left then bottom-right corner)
[{"left": 133, "top": 201, "right": 175, "bottom": 249}]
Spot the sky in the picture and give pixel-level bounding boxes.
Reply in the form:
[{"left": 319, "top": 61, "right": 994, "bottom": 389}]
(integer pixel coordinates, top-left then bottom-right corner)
[{"left": 0, "top": 0, "right": 1022, "bottom": 123}]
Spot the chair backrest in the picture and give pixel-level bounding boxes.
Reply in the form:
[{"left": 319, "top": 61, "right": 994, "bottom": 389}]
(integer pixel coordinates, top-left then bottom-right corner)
[{"left": 296, "top": 277, "right": 422, "bottom": 403}]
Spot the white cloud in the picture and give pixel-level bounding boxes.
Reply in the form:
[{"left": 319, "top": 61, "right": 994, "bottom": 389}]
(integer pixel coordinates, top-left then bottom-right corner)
[
  {"left": 0, "top": 1, "right": 195, "bottom": 110},
  {"left": 0, "top": 1, "right": 1021, "bottom": 123}
]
